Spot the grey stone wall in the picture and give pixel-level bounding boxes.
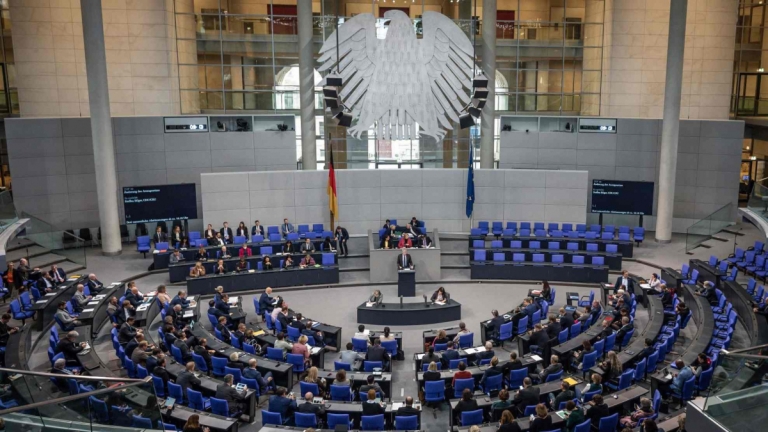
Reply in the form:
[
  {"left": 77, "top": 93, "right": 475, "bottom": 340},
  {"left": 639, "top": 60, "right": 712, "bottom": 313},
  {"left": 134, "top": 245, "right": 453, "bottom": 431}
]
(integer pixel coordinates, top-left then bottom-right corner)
[
  {"left": 499, "top": 117, "right": 744, "bottom": 232},
  {"left": 6, "top": 115, "right": 297, "bottom": 231},
  {"left": 201, "top": 169, "right": 589, "bottom": 235}
]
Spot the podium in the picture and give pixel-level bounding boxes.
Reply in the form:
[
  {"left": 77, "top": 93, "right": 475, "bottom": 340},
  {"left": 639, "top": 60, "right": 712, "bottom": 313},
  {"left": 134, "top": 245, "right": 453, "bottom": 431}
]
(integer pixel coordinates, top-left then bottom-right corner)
[{"left": 397, "top": 269, "right": 416, "bottom": 297}]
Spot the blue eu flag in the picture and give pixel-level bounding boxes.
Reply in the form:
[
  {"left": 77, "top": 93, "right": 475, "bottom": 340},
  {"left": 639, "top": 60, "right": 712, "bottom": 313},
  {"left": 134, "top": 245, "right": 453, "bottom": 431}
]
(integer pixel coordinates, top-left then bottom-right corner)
[{"left": 466, "top": 144, "right": 475, "bottom": 218}]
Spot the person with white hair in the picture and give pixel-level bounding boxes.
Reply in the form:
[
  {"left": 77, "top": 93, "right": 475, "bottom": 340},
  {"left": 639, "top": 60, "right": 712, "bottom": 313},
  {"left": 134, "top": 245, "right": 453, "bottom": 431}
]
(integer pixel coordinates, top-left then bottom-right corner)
[
  {"left": 56, "top": 330, "right": 86, "bottom": 364},
  {"left": 86, "top": 273, "right": 104, "bottom": 294}
]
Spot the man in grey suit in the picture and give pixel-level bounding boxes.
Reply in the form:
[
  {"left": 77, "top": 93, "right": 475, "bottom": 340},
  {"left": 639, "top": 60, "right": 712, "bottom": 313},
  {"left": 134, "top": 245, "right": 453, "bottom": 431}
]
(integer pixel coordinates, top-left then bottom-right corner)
[
  {"left": 176, "top": 361, "right": 202, "bottom": 399},
  {"left": 215, "top": 374, "right": 246, "bottom": 415},
  {"left": 72, "top": 284, "right": 91, "bottom": 313}
]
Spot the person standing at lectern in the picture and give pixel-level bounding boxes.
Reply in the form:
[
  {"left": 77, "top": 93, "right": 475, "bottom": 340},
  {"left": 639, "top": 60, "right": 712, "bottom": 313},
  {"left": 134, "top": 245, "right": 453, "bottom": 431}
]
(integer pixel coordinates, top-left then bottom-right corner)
[{"left": 397, "top": 248, "right": 414, "bottom": 270}]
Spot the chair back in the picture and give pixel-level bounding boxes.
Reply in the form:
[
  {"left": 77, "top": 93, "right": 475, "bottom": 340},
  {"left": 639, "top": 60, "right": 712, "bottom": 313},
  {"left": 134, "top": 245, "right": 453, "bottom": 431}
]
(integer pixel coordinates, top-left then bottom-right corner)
[
  {"left": 192, "top": 353, "right": 209, "bottom": 372},
  {"left": 381, "top": 340, "right": 398, "bottom": 356},
  {"left": 523, "top": 405, "right": 538, "bottom": 416},
  {"left": 170, "top": 344, "right": 183, "bottom": 363},
  {"left": 698, "top": 366, "right": 714, "bottom": 391},
  {"left": 582, "top": 350, "right": 598, "bottom": 371},
  {"left": 361, "top": 414, "right": 385, "bottom": 431},
  {"left": 395, "top": 415, "right": 418, "bottom": 430},
  {"left": 211, "top": 397, "right": 230, "bottom": 417},
  {"left": 224, "top": 366, "right": 242, "bottom": 383},
  {"left": 461, "top": 409, "right": 483, "bottom": 426},
  {"left": 558, "top": 329, "right": 569, "bottom": 344},
  {"left": 574, "top": 419, "right": 591, "bottom": 432},
  {"left": 545, "top": 370, "right": 563, "bottom": 382},
  {"left": 334, "top": 361, "right": 351, "bottom": 371},
  {"left": 364, "top": 361, "right": 383, "bottom": 372},
  {"left": 330, "top": 384, "right": 352, "bottom": 401},
  {"left": 484, "top": 374, "right": 503, "bottom": 393},
  {"left": 598, "top": 413, "right": 618, "bottom": 432},
  {"left": 300, "top": 381, "right": 320, "bottom": 396},
  {"left": 570, "top": 322, "right": 582, "bottom": 338},
  {"left": 352, "top": 338, "right": 369, "bottom": 352},
  {"left": 634, "top": 357, "right": 647, "bottom": 381},
  {"left": 132, "top": 416, "right": 154, "bottom": 428},
  {"left": 424, "top": 380, "right": 445, "bottom": 402},
  {"left": 136, "top": 365, "right": 148, "bottom": 379},
  {"left": 459, "top": 332, "right": 474, "bottom": 348},
  {"left": 187, "top": 389, "right": 207, "bottom": 410},
  {"left": 151, "top": 375, "right": 166, "bottom": 397},
  {"left": 266, "top": 347, "right": 284, "bottom": 361},
  {"left": 582, "top": 389, "right": 600, "bottom": 403},
  {"left": 454, "top": 378, "right": 474, "bottom": 398},
  {"left": 261, "top": 410, "right": 282, "bottom": 426},
  {"left": 295, "top": 412, "right": 317, "bottom": 428},
  {"left": 167, "top": 382, "right": 184, "bottom": 403},
  {"left": 434, "top": 343, "right": 448, "bottom": 351},
  {"left": 328, "top": 414, "right": 352, "bottom": 429},
  {"left": 287, "top": 353, "right": 306, "bottom": 372},
  {"left": 211, "top": 356, "right": 227, "bottom": 376}
]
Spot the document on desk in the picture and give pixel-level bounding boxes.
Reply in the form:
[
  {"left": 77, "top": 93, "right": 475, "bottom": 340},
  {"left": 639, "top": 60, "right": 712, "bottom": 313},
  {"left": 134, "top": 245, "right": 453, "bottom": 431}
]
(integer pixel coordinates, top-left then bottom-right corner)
[
  {"left": 434, "top": 301, "right": 445, "bottom": 306},
  {"left": 310, "top": 347, "right": 322, "bottom": 355},
  {"left": 530, "top": 355, "right": 543, "bottom": 362},
  {"left": 82, "top": 308, "right": 94, "bottom": 313},
  {"left": 416, "top": 354, "right": 424, "bottom": 360},
  {"left": 183, "top": 310, "right": 194, "bottom": 318},
  {"left": 136, "top": 304, "right": 149, "bottom": 311},
  {"left": 640, "top": 283, "right": 651, "bottom": 289},
  {"left": 464, "top": 347, "right": 486, "bottom": 354},
  {"left": 365, "top": 302, "right": 374, "bottom": 307},
  {"left": 36, "top": 300, "right": 48, "bottom": 304},
  {"left": 228, "top": 296, "right": 239, "bottom": 305},
  {"left": 45, "top": 292, "right": 56, "bottom": 296},
  {"left": 87, "top": 301, "right": 99, "bottom": 306}
]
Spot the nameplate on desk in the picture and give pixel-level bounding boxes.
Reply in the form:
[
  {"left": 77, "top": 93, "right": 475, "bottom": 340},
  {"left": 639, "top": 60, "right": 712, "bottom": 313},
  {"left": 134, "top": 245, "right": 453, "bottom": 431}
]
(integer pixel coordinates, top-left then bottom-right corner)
[
  {"left": 603, "top": 283, "right": 612, "bottom": 288},
  {"left": 87, "top": 301, "right": 99, "bottom": 306},
  {"left": 136, "top": 304, "right": 149, "bottom": 311},
  {"left": 464, "top": 347, "right": 486, "bottom": 354},
  {"left": 248, "top": 270, "right": 255, "bottom": 273},
  {"left": 36, "top": 300, "right": 47, "bottom": 304},
  {"left": 434, "top": 301, "right": 446, "bottom": 306},
  {"left": 45, "top": 293, "right": 56, "bottom": 296},
  {"left": 93, "top": 295, "right": 106, "bottom": 300},
  {"left": 82, "top": 308, "right": 95, "bottom": 313}
]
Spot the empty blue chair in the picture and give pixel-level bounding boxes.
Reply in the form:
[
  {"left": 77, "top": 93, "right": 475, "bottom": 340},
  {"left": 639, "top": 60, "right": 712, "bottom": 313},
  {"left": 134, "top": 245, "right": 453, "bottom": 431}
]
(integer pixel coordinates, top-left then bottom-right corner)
[
  {"left": 509, "top": 368, "right": 527, "bottom": 388},
  {"left": 395, "top": 415, "right": 418, "bottom": 430},
  {"left": 470, "top": 228, "right": 483, "bottom": 236},
  {"left": 519, "top": 228, "right": 531, "bottom": 237},
  {"left": 493, "top": 252, "right": 505, "bottom": 262},
  {"left": 89, "top": 396, "right": 110, "bottom": 423},
  {"left": 262, "top": 410, "right": 283, "bottom": 426},
  {"left": 572, "top": 255, "right": 585, "bottom": 265},
  {"left": 558, "top": 329, "right": 569, "bottom": 344},
  {"left": 492, "top": 221, "right": 503, "bottom": 236},
  {"left": 137, "top": 235, "right": 151, "bottom": 257},
  {"left": 460, "top": 409, "right": 484, "bottom": 426},
  {"left": 330, "top": 384, "right": 352, "bottom": 401},
  {"left": 601, "top": 232, "right": 613, "bottom": 240},
  {"left": 510, "top": 240, "right": 522, "bottom": 248},
  {"left": 582, "top": 389, "right": 601, "bottom": 403},
  {"left": 606, "top": 369, "right": 634, "bottom": 391},
  {"left": 156, "top": 242, "right": 169, "bottom": 250},
  {"left": 459, "top": 332, "right": 474, "bottom": 348},
  {"left": 512, "top": 253, "right": 525, "bottom": 263},
  {"left": 532, "top": 254, "right": 545, "bottom": 265},
  {"left": 566, "top": 242, "right": 579, "bottom": 251},
  {"left": 225, "top": 366, "right": 242, "bottom": 384},
  {"left": 187, "top": 389, "right": 210, "bottom": 411},
  {"left": 353, "top": 338, "right": 369, "bottom": 352},
  {"left": 212, "top": 397, "right": 241, "bottom": 418},
  {"left": 454, "top": 378, "right": 475, "bottom": 398},
  {"left": 499, "top": 321, "right": 513, "bottom": 344},
  {"left": 151, "top": 375, "right": 166, "bottom": 397},
  {"left": 516, "top": 316, "right": 528, "bottom": 336},
  {"left": 523, "top": 405, "right": 538, "bottom": 416},
  {"left": 472, "top": 239, "right": 484, "bottom": 248},
  {"left": 634, "top": 358, "right": 647, "bottom": 382},
  {"left": 483, "top": 373, "right": 503, "bottom": 394},
  {"left": 132, "top": 416, "right": 154, "bottom": 428},
  {"left": 548, "top": 241, "right": 559, "bottom": 250},
  {"left": 168, "top": 382, "right": 185, "bottom": 404},
  {"left": 300, "top": 381, "right": 320, "bottom": 397},
  {"left": 211, "top": 356, "right": 227, "bottom": 377},
  {"left": 474, "top": 249, "right": 486, "bottom": 261},
  {"left": 562, "top": 223, "right": 573, "bottom": 233},
  {"left": 570, "top": 322, "right": 582, "bottom": 338},
  {"left": 287, "top": 353, "right": 307, "bottom": 373},
  {"left": 295, "top": 412, "right": 317, "bottom": 428},
  {"left": 267, "top": 347, "right": 284, "bottom": 361},
  {"left": 334, "top": 361, "right": 351, "bottom": 371},
  {"left": 502, "top": 229, "right": 515, "bottom": 237},
  {"left": 328, "top": 414, "right": 354, "bottom": 429},
  {"left": 586, "top": 243, "right": 599, "bottom": 252},
  {"left": 478, "top": 221, "right": 489, "bottom": 235},
  {"left": 552, "top": 254, "right": 564, "bottom": 264},
  {"left": 578, "top": 350, "right": 598, "bottom": 378},
  {"left": 136, "top": 364, "right": 148, "bottom": 379},
  {"left": 362, "top": 414, "right": 385, "bottom": 431},
  {"left": 364, "top": 361, "right": 383, "bottom": 372},
  {"left": 606, "top": 244, "right": 618, "bottom": 253},
  {"left": 619, "top": 232, "right": 630, "bottom": 241},
  {"left": 598, "top": 414, "right": 618, "bottom": 432},
  {"left": 592, "top": 256, "right": 604, "bottom": 266}
]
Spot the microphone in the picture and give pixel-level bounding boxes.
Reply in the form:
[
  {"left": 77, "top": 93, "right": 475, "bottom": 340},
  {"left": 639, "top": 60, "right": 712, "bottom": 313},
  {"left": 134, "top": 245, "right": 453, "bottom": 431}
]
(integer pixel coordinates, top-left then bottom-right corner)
[
  {"left": 400, "top": 296, "right": 403, "bottom": 309},
  {"left": 423, "top": 294, "right": 429, "bottom": 307}
]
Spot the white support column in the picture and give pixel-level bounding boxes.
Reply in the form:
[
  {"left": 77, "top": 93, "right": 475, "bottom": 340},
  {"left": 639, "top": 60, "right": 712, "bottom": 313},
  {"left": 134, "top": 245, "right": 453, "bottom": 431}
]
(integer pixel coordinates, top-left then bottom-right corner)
[
  {"left": 298, "top": 0, "right": 317, "bottom": 171},
  {"left": 656, "top": 0, "right": 688, "bottom": 243},
  {"left": 80, "top": 0, "right": 121, "bottom": 255},
  {"left": 480, "top": 0, "right": 497, "bottom": 169}
]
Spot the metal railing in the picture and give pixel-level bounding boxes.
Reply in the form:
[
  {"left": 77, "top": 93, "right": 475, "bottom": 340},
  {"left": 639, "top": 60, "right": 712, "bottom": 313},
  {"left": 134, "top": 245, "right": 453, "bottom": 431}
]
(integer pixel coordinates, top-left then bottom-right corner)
[
  {"left": 17, "top": 210, "right": 87, "bottom": 268},
  {"left": 685, "top": 203, "right": 735, "bottom": 253},
  {"left": 0, "top": 368, "right": 161, "bottom": 431}
]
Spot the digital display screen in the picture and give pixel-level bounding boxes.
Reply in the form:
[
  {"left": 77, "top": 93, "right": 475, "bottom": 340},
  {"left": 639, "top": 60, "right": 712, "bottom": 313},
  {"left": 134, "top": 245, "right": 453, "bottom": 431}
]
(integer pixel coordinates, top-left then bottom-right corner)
[
  {"left": 123, "top": 184, "right": 198, "bottom": 224},
  {"left": 591, "top": 180, "right": 654, "bottom": 215}
]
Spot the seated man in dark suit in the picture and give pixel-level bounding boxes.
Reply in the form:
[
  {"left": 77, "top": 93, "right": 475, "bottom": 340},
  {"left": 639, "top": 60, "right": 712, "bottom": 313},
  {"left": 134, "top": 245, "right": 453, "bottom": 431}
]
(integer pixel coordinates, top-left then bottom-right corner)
[
  {"left": 558, "top": 307, "right": 575, "bottom": 329},
  {"left": 395, "top": 396, "right": 421, "bottom": 417},
  {"left": 173, "top": 332, "right": 194, "bottom": 362},
  {"left": 474, "top": 341, "right": 495, "bottom": 365},
  {"left": 153, "top": 357, "right": 171, "bottom": 394},
  {"left": 193, "top": 338, "right": 215, "bottom": 371},
  {"left": 584, "top": 394, "right": 610, "bottom": 428},
  {"left": 297, "top": 391, "right": 325, "bottom": 421},
  {"left": 365, "top": 338, "right": 391, "bottom": 371},
  {"left": 301, "top": 321, "right": 325, "bottom": 347},
  {"left": 501, "top": 351, "right": 525, "bottom": 377},
  {"left": 523, "top": 298, "right": 539, "bottom": 318},
  {"left": 171, "top": 290, "right": 191, "bottom": 309},
  {"left": 207, "top": 299, "right": 230, "bottom": 327},
  {"left": 267, "top": 386, "right": 297, "bottom": 422},
  {"left": 529, "top": 323, "right": 550, "bottom": 351},
  {"left": 440, "top": 341, "right": 460, "bottom": 368},
  {"left": 86, "top": 274, "right": 104, "bottom": 294},
  {"left": 56, "top": 330, "right": 86, "bottom": 365},
  {"left": 537, "top": 355, "right": 563, "bottom": 383},
  {"left": 545, "top": 315, "right": 562, "bottom": 341},
  {"left": 489, "top": 309, "right": 506, "bottom": 344},
  {"left": 216, "top": 316, "right": 233, "bottom": 344},
  {"left": 124, "top": 287, "right": 143, "bottom": 308},
  {"left": 510, "top": 377, "right": 540, "bottom": 418},
  {"left": 478, "top": 356, "right": 504, "bottom": 386},
  {"left": 49, "top": 264, "right": 67, "bottom": 285},
  {"left": 615, "top": 317, "right": 634, "bottom": 348},
  {"left": 118, "top": 317, "right": 140, "bottom": 345},
  {"left": 215, "top": 374, "right": 247, "bottom": 415},
  {"left": 259, "top": 288, "right": 276, "bottom": 315}
]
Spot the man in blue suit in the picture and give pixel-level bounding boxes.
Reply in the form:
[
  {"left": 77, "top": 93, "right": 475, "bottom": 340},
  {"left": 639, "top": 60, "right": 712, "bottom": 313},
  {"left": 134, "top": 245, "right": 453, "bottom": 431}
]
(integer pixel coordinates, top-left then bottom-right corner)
[
  {"left": 523, "top": 298, "right": 539, "bottom": 318},
  {"left": 440, "top": 341, "right": 460, "bottom": 368},
  {"left": 663, "top": 360, "right": 693, "bottom": 398},
  {"left": 48, "top": 264, "right": 67, "bottom": 285},
  {"left": 281, "top": 218, "right": 295, "bottom": 237},
  {"left": 171, "top": 290, "right": 191, "bottom": 309},
  {"left": 259, "top": 288, "right": 276, "bottom": 315},
  {"left": 268, "top": 387, "right": 297, "bottom": 423},
  {"left": 207, "top": 299, "right": 230, "bottom": 326}
]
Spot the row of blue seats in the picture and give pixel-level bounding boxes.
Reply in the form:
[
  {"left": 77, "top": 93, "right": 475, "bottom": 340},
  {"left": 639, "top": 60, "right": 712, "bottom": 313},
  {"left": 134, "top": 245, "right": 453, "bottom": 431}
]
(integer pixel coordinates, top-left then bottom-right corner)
[
  {"left": 138, "top": 229, "right": 334, "bottom": 253},
  {"left": 473, "top": 222, "right": 645, "bottom": 242},
  {"left": 474, "top": 250, "right": 607, "bottom": 266},
  {"left": 472, "top": 239, "right": 622, "bottom": 254}
]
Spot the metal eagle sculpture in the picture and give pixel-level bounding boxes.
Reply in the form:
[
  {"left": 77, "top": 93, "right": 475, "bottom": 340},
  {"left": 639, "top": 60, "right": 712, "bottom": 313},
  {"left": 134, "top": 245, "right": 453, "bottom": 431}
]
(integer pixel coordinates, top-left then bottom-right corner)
[{"left": 318, "top": 10, "right": 475, "bottom": 142}]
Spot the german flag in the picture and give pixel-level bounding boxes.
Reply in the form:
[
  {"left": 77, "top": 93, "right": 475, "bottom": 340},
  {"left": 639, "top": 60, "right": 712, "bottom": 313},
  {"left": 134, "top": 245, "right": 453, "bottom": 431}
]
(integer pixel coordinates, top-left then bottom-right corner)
[{"left": 328, "top": 147, "right": 338, "bottom": 217}]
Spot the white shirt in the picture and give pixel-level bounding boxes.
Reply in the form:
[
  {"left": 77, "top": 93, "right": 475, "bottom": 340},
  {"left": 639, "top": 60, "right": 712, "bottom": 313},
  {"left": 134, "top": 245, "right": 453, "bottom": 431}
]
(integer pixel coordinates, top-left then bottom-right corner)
[{"left": 621, "top": 277, "right": 629, "bottom": 288}]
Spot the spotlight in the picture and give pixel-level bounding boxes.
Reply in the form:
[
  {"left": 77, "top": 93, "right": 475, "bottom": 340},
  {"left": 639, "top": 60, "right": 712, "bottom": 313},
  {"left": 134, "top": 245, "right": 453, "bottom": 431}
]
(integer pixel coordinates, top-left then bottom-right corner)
[
  {"left": 459, "top": 112, "right": 475, "bottom": 129},
  {"left": 473, "top": 73, "right": 488, "bottom": 89},
  {"left": 323, "top": 86, "right": 339, "bottom": 98},
  {"left": 473, "top": 87, "right": 489, "bottom": 99},
  {"left": 334, "top": 111, "right": 353, "bottom": 127},
  {"left": 324, "top": 97, "right": 341, "bottom": 109},
  {"left": 326, "top": 74, "right": 343, "bottom": 87}
]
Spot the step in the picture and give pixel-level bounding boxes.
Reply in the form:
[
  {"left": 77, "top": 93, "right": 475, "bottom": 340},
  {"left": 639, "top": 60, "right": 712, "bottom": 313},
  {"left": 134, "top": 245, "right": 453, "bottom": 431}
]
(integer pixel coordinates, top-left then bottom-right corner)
[
  {"left": 29, "top": 253, "right": 67, "bottom": 269},
  {"left": 57, "top": 261, "right": 87, "bottom": 274},
  {"left": 6, "top": 237, "right": 36, "bottom": 252},
  {"left": 6, "top": 245, "right": 51, "bottom": 262}
]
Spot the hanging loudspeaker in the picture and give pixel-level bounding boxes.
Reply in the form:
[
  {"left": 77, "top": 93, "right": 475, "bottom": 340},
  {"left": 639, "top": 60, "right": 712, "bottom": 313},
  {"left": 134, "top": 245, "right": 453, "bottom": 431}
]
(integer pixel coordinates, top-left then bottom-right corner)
[
  {"left": 471, "top": 98, "right": 486, "bottom": 110},
  {"left": 323, "top": 86, "right": 339, "bottom": 98},
  {"left": 473, "top": 73, "right": 488, "bottom": 89},
  {"left": 473, "top": 87, "right": 489, "bottom": 100},
  {"left": 334, "top": 111, "right": 353, "bottom": 127},
  {"left": 326, "top": 74, "right": 343, "bottom": 87},
  {"left": 459, "top": 112, "right": 475, "bottom": 129},
  {"left": 324, "top": 97, "right": 340, "bottom": 109}
]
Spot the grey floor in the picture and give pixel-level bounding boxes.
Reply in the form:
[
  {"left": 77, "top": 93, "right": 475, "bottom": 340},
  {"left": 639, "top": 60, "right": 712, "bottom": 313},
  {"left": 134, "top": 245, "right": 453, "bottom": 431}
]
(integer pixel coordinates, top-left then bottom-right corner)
[{"left": 4, "top": 222, "right": 766, "bottom": 432}]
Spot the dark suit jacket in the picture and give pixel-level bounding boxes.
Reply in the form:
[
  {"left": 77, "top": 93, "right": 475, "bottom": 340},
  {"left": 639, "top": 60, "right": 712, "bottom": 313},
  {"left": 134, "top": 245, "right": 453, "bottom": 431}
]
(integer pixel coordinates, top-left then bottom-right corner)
[
  {"left": 171, "top": 295, "right": 190, "bottom": 309},
  {"left": 298, "top": 401, "right": 325, "bottom": 417},
  {"left": 217, "top": 384, "right": 246, "bottom": 411},
  {"left": 585, "top": 403, "right": 610, "bottom": 427},
  {"left": 259, "top": 293, "right": 275, "bottom": 313},
  {"left": 512, "top": 387, "right": 540, "bottom": 409},
  {"left": 490, "top": 315, "right": 506, "bottom": 336},
  {"left": 524, "top": 303, "right": 539, "bottom": 318},
  {"left": 217, "top": 323, "right": 232, "bottom": 344},
  {"left": 546, "top": 322, "right": 562, "bottom": 340},
  {"left": 236, "top": 228, "right": 249, "bottom": 240},
  {"left": 176, "top": 370, "right": 201, "bottom": 396},
  {"left": 220, "top": 228, "right": 234, "bottom": 244},
  {"left": 124, "top": 292, "right": 142, "bottom": 308},
  {"left": 252, "top": 225, "right": 265, "bottom": 236},
  {"left": 502, "top": 360, "right": 524, "bottom": 376},
  {"left": 153, "top": 366, "right": 171, "bottom": 392},
  {"left": 560, "top": 313, "right": 575, "bottom": 329},
  {"left": 153, "top": 232, "right": 168, "bottom": 244},
  {"left": 335, "top": 228, "right": 349, "bottom": 241},
  {"left": 441, "top": 349, "right": 460, "bottom": 367},
  {"left": 614, "top": 276, "right": 635, "bottom": 294},
  {"left": 365, "top": 345, "right": 390, "bottom": 363},
  {"left": 395, "top": 406, "right": 421, "bottom": 417},
  {"left": 193, "top": 345, "right": 213, "bottom": 369},
  {"left": 49, "top": 268, "right": 67, "bottom": 283},
  {"left": 204, "top": 229, "right": 217, "bottom": 239},
  {"left": 118, "top": 323, "right": 138, "bottom": 344},
  {"left": 267, "top": 394, "right": 295, "bottom": 418},
  {"left": 56, "top": 339, "right": 84, "bottom": 360},
  {"left": 86, "top": 279, "right": 103, "bottom": 293},
  {"left": 396, "top": 254, "right": 413, "bottom": 269},
  {"left": 529, "top": 329, "right": 549, "bottom": 348},
  {"left": 362, "top": 401, "right": 386, "bottom": 415}
]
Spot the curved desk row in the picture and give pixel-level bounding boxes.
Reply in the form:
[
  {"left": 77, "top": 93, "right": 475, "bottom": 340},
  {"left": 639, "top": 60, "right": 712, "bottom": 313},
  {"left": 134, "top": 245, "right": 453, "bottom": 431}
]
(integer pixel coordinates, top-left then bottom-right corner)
[
  {"left": 469, "top": 236, "right": 634, "bottom": 258},
  {"left": 169, "top": 251, "right": 337, "bottom": 283},
  {"left": 470, "top": 261, "right": 609, "bottom": 283},
  {"left": 186, "top": 265, "right": 339, "bottom": 295},
  {"left": 689, "top": 259, "right": 727, "bottom": 288},
  {"left": 680, "top": 284, "right": 715, "bottom": 365},
  {"left": 470, "top": 247, "right": 623, "bottom": 270},
  {"left": 30, "top": 275, "right": 88, "bottom": 331},
  {"left": 721, "top": 280, "right": 768, "bottom": 347},
  {"left": 357, "top": 300, "right": 462, "bottom": 326}
]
